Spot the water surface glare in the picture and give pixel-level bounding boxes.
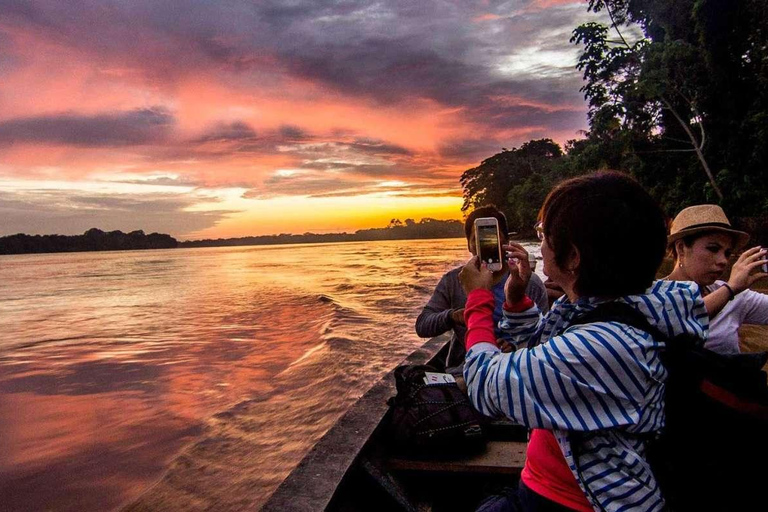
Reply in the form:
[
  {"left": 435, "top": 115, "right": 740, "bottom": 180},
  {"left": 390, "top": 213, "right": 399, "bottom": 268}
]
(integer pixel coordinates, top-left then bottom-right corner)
[{"left": 0, "top": 239, "right": 541, "bottom": 511}]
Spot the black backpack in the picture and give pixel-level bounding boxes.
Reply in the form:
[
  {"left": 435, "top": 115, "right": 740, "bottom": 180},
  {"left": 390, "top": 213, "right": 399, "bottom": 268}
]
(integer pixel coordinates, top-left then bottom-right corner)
[
  {"left": 387, "top": 364, "right": 486, "bottom": 458},
  {"left": 571, "top": 302, "right": 768, "bottom": 511}
]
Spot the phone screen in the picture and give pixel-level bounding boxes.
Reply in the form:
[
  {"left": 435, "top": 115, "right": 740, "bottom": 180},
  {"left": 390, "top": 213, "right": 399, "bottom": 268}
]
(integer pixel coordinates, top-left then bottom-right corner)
[{"left": 477, "top": 224, "right": 501, "bottom": 266}]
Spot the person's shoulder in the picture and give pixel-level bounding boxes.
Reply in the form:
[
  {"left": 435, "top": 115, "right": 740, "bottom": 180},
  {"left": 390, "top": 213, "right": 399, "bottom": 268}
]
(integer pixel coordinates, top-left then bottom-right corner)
[
  {"left": 436, "top": 265, "right": 463, "bottom": 286},
  {"left": 527, "top": 272, "right": 546, "bottom": 291},
  {"left": 445, "top": 265, "right": 463, "bottom": 279}
]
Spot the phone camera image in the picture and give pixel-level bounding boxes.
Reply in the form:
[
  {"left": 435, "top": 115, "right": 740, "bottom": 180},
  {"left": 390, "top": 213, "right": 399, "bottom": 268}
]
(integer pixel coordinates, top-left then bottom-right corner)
[{"left": 477, "top": 225, "right": 501, "bottom": 265}]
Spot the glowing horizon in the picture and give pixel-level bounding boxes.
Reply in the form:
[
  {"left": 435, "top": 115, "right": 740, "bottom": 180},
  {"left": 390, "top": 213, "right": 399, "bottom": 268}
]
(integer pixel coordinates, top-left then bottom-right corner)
[{"left": 0, "top": 0, "right": 602, "bottom": 239}]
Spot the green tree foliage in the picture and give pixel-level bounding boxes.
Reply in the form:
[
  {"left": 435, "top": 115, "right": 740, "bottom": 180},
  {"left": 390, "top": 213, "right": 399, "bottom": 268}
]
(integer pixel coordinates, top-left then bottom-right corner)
[
  {"left": 460, "top": 139, "right": 569, "bottom": 236},
  {"left": 571, "top": 0, "right": 768, "bottom": 217}
]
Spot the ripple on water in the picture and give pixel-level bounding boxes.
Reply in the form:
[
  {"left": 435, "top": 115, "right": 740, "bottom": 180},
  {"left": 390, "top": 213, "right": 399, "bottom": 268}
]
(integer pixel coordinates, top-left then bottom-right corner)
[{"left": 0, "top": 239, "right": 489, "bottom": 511}]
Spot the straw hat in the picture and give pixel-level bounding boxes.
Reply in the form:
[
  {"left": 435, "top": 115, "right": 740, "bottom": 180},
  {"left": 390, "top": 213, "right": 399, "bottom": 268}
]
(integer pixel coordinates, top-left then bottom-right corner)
[{"left": 668, "top": 204, "right": 749, "bottom": 249}]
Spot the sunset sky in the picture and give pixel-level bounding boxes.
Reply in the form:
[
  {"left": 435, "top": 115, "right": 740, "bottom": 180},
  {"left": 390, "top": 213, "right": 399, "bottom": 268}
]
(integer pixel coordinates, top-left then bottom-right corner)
[{"left": 0, "top": 0, "right": 606, "bottom": 239}]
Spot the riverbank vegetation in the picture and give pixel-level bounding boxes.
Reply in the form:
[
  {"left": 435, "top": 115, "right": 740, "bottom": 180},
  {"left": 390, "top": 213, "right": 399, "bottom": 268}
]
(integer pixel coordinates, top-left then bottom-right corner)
[
  {"left": 179, "top": 218, "right": 463, "bottom": 248},
  {"left": 0, "top": 228, "right": 178, "bottom": 255},
  {"left": 0, "top": 219, "right": 464, "bottom": 255}
]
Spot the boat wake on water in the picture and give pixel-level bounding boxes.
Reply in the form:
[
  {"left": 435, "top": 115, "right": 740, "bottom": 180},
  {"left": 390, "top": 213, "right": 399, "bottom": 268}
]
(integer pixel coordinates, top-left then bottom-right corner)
[
  {"left": 120, "top": 241, "right": 478, "bottom": 511},
  {"left": 2, "top": 239, "right": 539, "bottom": 511}
]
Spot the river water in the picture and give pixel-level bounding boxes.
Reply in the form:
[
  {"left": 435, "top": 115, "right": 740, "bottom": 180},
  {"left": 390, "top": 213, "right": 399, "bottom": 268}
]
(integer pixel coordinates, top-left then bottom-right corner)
[{"left": 0, "top": 239, "right": 541, "bottom": 511}]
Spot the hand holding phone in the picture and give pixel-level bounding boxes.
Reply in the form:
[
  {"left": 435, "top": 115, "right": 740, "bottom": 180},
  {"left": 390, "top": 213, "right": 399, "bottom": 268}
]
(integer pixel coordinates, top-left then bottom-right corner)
[
  {"left": 474, "top": 217, "right": 503, "bottom": 272},
  {"left": 726, "top": 246, "right": 768, "bottom": 294}
]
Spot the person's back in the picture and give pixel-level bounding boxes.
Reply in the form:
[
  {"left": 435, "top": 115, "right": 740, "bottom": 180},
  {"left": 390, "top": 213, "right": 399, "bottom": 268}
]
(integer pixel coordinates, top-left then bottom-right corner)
[{"left": 460, "top": 172, "right": 701, "bottom": 511}]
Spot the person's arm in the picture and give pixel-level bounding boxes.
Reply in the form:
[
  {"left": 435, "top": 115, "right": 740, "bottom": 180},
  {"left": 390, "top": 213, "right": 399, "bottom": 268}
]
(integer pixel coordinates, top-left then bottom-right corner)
[
  {"left": 705, "top": 246, "right": 768, "bottom": 319},
  {"left": 741, "top": 289, "right": 768, "bottom": 325},
  {"left": 415, "top": 272, "right": 462, "bottom": 338},
  {"left": 462, "top": 289, "right": 651, "bottom": 430}
]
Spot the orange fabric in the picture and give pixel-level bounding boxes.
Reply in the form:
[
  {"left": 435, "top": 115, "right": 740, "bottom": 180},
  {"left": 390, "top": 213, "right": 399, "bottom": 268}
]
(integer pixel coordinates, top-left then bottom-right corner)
[{"left": 521, "top": 430, "right": 593, "bottom": 512}]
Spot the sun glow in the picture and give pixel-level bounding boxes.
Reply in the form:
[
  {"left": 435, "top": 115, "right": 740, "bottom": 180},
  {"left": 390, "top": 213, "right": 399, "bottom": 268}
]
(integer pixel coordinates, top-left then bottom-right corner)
[{"left": 186, "top": 194, "right": 464, "bottom": 240}]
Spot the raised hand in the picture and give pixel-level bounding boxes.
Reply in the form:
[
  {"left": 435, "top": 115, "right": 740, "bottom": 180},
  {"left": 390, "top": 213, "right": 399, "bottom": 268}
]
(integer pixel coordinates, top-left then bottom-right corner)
[
  {"left": 503, "top": 242, "right": 532, "bottom": 303},
  {"left": 728, "top": 246, "right": 768, "bottom": 293}
]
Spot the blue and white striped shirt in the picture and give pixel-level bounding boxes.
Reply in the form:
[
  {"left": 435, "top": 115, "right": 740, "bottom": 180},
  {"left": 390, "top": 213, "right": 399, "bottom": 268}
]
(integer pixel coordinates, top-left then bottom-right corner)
[{"left": 464, "top": 280, "right": 708, "bottom": 512}]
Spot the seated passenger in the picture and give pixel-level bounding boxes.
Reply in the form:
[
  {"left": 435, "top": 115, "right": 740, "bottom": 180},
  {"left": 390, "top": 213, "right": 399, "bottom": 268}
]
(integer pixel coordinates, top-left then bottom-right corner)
[
  {"left": 415, "top": 205, "right": 549, "bottom": 371},
  {"left": 460, "top": 172, "right": 707, "bottom": 511},
  {"left": 666, "top": 204, "right": 768, "bottom": 354}
]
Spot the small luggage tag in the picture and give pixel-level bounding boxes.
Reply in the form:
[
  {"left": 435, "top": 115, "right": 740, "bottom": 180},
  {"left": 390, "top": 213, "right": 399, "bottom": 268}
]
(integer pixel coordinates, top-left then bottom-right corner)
[{"left": 423, "top": 372, "right": 456, "bottom": 385}]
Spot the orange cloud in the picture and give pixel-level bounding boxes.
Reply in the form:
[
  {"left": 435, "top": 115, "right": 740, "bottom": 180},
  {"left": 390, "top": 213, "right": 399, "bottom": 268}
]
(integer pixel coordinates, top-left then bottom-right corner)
[{"left": 0, "top": 0, "right": 591, "bottom": 237}]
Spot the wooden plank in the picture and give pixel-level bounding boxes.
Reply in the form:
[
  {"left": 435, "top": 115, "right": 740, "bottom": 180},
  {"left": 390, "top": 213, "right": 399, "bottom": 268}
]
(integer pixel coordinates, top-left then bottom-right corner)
[{"left": 386, "top": 440, "right": 527, "bottom": 475}]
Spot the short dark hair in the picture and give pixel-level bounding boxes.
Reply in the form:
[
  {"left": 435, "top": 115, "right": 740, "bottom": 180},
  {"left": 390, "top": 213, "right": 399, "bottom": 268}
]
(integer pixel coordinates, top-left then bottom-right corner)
[
  {"left": 464, "top": 205, "right": 509, "bottom": 241},
  {"left": 539, "top": 171, "right": 667, "bottom": 297}
]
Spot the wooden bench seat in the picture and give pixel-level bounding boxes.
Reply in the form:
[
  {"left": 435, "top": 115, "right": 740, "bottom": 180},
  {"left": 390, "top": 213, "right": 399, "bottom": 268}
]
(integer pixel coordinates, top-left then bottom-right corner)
[{"left": 386, "top": 440, "right": 527, "bottom": 475}]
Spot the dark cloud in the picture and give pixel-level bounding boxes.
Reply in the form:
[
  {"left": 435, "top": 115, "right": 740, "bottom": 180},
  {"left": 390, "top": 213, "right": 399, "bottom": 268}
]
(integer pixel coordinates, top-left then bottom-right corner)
[
  {"left": 438, "top": 138, "right": 509, "bottom": 161},
  {"left": 278, "top": 124, "right": 310, "bottom": 140},
  {"left": 246, "top": 172, "right": 460, "bottom": 200},
  {"left": 273, "top": 139, "right": 414, "bottom": 175},
  {"left": 348, "top": 138, "right": 412, "bottom": 156},
  {"left": 245, "top": 175, "right": 364, "bottom": 199},
  {"left": 0, "top": 190, "right": 238, "bottom": 238},
  {"left": 194, "top": 121, "right": 256, "bottom": 143},
  {"left": 0, "top": 108, "right": 174, "bottom": 147},
  {"left": 1, "top": 1, "right": 594, "bottom": 139}
]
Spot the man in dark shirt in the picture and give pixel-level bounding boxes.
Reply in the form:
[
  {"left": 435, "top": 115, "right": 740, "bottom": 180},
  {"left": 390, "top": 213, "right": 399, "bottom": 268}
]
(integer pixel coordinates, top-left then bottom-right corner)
[{"left": 415, "top": 206, "right": 548, "bottom": 371}]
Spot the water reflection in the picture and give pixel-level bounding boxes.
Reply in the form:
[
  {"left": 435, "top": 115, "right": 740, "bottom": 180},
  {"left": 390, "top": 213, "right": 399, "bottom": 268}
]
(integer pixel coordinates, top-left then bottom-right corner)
[{"left": 0, "top": 240, "right": 541, "bottom": 511}]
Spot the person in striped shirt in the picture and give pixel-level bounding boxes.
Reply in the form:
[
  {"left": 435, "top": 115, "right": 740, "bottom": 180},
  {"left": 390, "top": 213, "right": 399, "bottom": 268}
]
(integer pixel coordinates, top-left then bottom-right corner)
[{"left": 459, "top": 172, "right": 708, "bottom": 512}]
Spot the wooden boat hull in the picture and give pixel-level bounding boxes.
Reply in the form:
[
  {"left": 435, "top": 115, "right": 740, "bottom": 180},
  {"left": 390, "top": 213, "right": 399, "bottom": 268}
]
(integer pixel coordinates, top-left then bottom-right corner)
[{"left": 262, "top": 335, "right": 527, "bottom": 512}]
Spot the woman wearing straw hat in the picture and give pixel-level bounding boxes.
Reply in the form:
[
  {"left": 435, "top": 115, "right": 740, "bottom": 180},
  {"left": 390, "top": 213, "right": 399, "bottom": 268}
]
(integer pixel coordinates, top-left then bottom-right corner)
[{"left": 667, "top": 204, "right": 768, "bottom": 354}]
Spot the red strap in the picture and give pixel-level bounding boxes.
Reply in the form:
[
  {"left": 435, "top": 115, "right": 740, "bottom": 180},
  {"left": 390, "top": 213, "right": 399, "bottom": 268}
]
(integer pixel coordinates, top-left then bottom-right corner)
[
  {"left": 700, "top": 380, "right": 768, "bottom": 422},
  {"left": 503, "top": 296, "right": 534, "bottom": 312}
]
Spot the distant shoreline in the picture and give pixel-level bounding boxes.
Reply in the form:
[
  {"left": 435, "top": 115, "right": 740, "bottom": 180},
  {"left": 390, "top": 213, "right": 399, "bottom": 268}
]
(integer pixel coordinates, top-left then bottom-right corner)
[{"left": 0, "top": 219, "right": 466, "bottom": 255}]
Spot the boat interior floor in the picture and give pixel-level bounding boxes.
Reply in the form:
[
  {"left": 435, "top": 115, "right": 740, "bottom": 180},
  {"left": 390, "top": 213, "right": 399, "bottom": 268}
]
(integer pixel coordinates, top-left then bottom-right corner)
[{"left": 328, "top": 420, "right": 529, "bottom": 512}]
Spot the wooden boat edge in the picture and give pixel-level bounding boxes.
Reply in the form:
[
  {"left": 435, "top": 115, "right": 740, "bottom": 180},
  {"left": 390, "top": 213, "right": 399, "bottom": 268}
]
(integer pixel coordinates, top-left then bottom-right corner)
[{"left": 261, "top": 334, "right": 449, "bottom": 512}]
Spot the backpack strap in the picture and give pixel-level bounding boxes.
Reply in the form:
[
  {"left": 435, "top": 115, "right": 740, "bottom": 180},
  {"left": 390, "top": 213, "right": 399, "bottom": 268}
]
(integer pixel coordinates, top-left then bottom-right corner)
[{"left": 568, "top": 301, "right": 668, "bottom": 342}]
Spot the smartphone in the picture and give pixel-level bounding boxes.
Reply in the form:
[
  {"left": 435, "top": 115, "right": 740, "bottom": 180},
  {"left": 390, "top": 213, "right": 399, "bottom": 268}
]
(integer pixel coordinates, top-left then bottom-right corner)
[
  {"left": 474, "top": 217, "right": 503, "bottom": 272},
  {"left": 760, "top": 247, "right": 768, "bottom": 273}
]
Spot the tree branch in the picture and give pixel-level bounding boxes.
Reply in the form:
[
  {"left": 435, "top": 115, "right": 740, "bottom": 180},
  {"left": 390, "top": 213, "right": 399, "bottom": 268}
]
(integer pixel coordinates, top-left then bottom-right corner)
[
  {"left": 603, "top": 1, "right": 631, "bottom": 49},
  {"left": 661, "top": 96, "right": 723, "bottom": 201}
]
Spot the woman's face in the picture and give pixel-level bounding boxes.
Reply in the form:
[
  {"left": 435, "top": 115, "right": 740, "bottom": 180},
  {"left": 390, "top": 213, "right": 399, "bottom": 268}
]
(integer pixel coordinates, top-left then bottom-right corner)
[
  {"left": 541, "top": 236, "right": 575, "bottom": 291},
  {"left": 678, "top": 233, "right": 734, "bottom": 286}
]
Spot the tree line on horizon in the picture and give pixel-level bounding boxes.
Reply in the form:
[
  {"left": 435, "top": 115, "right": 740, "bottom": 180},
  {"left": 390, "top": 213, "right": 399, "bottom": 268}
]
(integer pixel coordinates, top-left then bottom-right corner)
[
  {"left": 462, "top": 0, "right": 768, "bottom": 243},
  {"left": 179, "top": 218, "right": 464, "bottom": 248},
  {"left": 0, "top": 228, "right": 178, "bottom": 255},
  {"left": 0, "top": 219, "right": 465, "bottom": 255}
]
